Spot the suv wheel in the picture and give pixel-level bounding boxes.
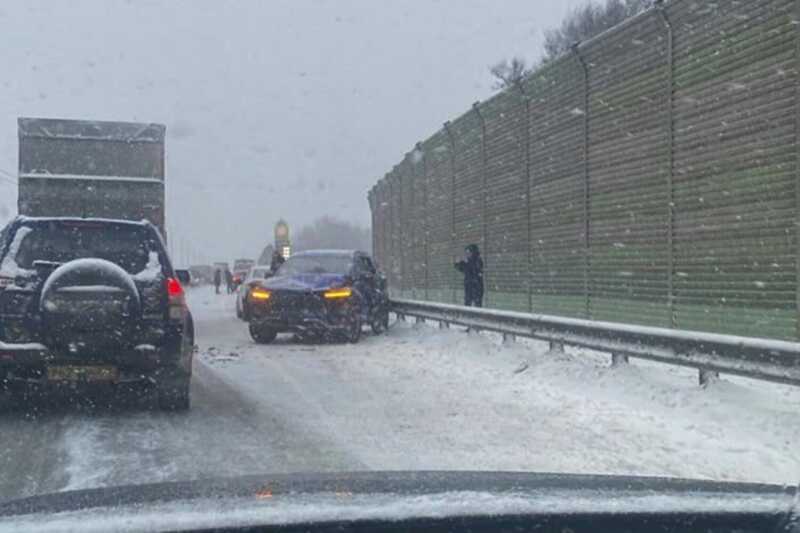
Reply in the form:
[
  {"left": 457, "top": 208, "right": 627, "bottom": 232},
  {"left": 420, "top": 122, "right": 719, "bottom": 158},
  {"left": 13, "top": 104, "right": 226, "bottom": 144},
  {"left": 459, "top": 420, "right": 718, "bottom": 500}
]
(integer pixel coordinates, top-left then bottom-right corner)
[
  {"left": 157, "top": 377, "right": 191, "bottom": 411},
  {"left": 249, "top": 322, "right": 278, "bottom": 344}
]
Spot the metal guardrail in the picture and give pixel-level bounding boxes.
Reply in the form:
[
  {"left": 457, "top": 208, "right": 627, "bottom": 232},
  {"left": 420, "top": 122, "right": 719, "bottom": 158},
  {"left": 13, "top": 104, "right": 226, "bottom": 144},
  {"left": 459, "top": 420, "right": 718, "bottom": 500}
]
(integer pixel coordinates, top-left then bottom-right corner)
[{"left": 391, "top": 299, "right": 800, "bottom": 387}]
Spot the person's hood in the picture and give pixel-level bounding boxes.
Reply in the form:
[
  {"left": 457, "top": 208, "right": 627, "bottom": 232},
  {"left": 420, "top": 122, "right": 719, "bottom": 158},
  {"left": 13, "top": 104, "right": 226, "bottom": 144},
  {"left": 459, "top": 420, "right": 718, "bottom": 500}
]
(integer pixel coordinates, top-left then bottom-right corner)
[
  {"left": 262, "top": 273, "right": 347, "bottom": 291},
  {"left": 0, "top": 471, "right": 796, "bottom": 533}
]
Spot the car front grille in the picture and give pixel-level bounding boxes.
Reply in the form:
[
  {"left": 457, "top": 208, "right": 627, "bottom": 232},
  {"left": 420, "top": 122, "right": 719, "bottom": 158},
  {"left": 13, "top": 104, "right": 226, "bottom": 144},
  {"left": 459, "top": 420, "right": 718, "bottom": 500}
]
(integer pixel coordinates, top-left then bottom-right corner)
[{"left": 271, "top": 290, "right": 322, "bottom": 315}]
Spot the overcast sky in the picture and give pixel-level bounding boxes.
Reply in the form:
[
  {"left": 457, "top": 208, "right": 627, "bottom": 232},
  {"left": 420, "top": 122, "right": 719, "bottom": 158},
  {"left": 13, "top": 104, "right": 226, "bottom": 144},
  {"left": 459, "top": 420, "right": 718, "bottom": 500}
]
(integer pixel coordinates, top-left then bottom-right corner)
[{"left": 0, "top": 0, "right": 582, "bottom": 263}]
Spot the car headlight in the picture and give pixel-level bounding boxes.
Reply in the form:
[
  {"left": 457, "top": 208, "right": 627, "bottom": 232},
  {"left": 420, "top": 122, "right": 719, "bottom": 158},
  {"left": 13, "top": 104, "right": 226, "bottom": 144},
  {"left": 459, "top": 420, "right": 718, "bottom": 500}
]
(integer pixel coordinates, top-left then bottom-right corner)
[
  {"left": 250, "top": 288, "right": 271, "bottom": 300},
  {"left": 323, "top": 287, "right": 352, "bottom": 299}
]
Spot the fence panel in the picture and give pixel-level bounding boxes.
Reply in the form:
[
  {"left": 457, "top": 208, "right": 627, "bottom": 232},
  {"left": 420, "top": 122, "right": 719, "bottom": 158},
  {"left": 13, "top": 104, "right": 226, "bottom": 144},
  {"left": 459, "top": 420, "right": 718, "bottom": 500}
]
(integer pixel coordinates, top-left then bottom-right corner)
[
  {"left": 369, "top": 0, "right": 800, "bottom": 340},
  {"left": 582, "top": 11, "right": 672, "bottom": 327},
  {"left": 524, "top": 58, "right": 588, "bottom": 318},
  {"left": 450, "top": 110, "right": 484, "bottom": 305},
  {"left": 480, "top": 90, "right": 529, "bottom": 311},
  {"left": 669, "top": 0, "right": 798, "bottom": 339},
  {"left": 422, "top": 131, "right": 455, "bottom": 303}
]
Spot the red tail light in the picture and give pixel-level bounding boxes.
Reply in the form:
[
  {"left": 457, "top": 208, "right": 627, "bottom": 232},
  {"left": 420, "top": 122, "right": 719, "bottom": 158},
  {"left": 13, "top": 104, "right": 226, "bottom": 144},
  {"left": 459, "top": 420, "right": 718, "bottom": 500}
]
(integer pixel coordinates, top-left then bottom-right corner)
[
  {"left": 166, "top": 277, "right": 186, "bottom": 320},
  {"left": 167, "top": 277, "right": 184, "bottom": 298}
]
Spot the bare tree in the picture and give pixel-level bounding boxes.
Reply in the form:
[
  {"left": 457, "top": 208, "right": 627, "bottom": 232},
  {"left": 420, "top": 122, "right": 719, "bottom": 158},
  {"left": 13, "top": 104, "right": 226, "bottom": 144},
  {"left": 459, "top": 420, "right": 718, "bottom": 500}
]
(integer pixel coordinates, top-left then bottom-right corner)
[
  {"left": 293, "top": 216, "right": 372, "bottom": 253},
  {"left": 489, "top": 57, "right": 531, "bottom": 90},
  {"left": 542, "top": 0, "right": 652, "bottom": 61}
]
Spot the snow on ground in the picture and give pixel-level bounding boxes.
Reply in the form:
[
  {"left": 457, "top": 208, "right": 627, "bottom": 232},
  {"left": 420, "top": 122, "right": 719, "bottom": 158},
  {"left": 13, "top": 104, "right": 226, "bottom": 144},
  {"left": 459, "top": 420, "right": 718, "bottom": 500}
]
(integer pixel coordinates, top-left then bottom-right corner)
[{"left": 188, "top": 286, "right": 800, "bottom": 485}]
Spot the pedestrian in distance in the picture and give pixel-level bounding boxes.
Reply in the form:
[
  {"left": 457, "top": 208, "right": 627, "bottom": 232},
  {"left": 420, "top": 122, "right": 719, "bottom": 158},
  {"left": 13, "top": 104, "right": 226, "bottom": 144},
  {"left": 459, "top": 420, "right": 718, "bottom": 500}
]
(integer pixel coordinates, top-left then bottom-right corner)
[
  {"left": 454, "top": 244, "right": 484, "bottom": 307},
  {"left": 270, "top": 250, "right": 285, "bottom": 274},
  {"left": 214, "top": 269, "right": 222, "bottom": 295},
  {"left": 225, "top": 268, "right": 234, "bottom": 294}
]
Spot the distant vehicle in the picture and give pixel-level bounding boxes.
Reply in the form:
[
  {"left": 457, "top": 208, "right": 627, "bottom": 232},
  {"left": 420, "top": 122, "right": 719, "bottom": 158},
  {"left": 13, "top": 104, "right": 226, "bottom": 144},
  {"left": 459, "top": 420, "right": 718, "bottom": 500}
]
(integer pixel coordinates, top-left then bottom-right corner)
[
  {"left": 188, "top": 264, "right": 214, "bottom": 285},
  {"left": 0, "top": 217, "right": 194, "bottom": 410},
  {"left": 16, "top": 117, "right": 167, "bottom": 239},
  {"left": 233, "top": 258, "right": 254, "bottom": 272},
  {"left": 235, "top": 265, "right": 272, "bottom": 321},
  {"left": 232, "top": 258, "right": 255, "bottom": 288},
  {"left": 247, "top": 250, "right": 389, "bottom": 344}
]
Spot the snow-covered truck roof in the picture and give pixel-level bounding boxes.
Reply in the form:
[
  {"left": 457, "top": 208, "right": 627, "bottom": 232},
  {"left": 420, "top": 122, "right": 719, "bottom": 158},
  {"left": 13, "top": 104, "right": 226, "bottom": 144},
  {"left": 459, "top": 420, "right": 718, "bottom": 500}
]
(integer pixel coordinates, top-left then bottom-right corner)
[{"left": 18, "top": 117, "right": 165, "bottom": 144}]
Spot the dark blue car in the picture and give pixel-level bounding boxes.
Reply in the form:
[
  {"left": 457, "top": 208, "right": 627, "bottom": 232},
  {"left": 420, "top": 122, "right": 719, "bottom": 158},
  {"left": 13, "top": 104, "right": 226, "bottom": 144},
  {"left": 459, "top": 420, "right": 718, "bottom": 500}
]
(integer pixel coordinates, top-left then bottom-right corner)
[{"left": 246, "top": 250, "right": 389, "bottom": 344}]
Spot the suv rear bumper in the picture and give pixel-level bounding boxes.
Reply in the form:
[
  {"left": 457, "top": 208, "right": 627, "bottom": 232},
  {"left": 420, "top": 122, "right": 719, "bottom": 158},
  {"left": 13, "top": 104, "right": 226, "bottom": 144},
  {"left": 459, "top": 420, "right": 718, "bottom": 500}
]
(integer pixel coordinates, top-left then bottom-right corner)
[{"left": 0, "top": 334, "right": 190, "bottom": 387}]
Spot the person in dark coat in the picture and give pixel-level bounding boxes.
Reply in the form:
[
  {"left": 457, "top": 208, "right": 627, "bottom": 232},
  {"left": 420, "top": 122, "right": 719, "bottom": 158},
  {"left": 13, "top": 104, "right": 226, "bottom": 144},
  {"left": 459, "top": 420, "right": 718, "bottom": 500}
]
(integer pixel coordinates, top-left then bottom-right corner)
[
  {"left": 214, "top": 269, "right": 222, "bottom": 294},
  {"left": 225, "top": 268, "right": 234, "bottom": 294},
  {"left": 270, "top": 250, "right": 285, "bottom": 273},
  {"left": 455, "top": 244, "right": 484, "bottom": 307}
]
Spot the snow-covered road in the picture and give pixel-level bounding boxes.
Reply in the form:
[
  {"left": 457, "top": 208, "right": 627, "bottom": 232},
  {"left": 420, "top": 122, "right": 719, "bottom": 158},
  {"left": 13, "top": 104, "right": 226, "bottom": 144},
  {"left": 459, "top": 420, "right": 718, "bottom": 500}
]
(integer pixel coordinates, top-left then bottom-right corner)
[{"left": 1, "top": 286, "right": 799, "bottom": 502}]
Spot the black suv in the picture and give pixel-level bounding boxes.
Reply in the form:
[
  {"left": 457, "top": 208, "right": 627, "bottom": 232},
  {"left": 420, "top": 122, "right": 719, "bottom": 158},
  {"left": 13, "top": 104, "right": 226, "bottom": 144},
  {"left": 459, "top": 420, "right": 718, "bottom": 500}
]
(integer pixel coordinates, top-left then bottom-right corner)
[
  {"left": 0, "top": 217, "right": 194, "bottom": 410},
  {"left": 247, "top": 250, "right": 389, "bottom": 344}
]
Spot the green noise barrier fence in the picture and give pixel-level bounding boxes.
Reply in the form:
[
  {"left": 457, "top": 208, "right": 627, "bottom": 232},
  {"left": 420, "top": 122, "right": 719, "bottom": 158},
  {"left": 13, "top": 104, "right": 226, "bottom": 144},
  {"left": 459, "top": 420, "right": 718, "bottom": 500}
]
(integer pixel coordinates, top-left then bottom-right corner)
[{"left": 368, "top": 0, "right": 800, "bottom": 341}]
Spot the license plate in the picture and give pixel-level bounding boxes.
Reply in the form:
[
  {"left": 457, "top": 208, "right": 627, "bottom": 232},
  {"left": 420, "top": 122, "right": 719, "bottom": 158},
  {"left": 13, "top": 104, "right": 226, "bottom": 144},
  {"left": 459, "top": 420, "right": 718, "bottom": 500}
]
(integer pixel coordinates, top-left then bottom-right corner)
[{"left": 47, "top": 365, "right": 118, "bottom": 383}]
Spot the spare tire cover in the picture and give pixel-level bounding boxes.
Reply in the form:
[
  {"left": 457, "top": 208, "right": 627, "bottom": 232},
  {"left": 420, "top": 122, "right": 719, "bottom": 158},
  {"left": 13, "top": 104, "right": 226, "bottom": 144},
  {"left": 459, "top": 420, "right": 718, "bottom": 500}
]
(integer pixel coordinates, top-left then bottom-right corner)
[{"left": 40, "top": 259, "right": 142, "bottom": 333}]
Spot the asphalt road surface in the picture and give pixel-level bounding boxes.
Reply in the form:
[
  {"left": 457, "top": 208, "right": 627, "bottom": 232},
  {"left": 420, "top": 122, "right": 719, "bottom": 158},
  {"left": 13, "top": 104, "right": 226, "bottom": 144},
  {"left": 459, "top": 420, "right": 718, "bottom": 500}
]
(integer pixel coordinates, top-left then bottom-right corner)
[{"left": 1, "top": 286, "right": 799, "bottom": 504}]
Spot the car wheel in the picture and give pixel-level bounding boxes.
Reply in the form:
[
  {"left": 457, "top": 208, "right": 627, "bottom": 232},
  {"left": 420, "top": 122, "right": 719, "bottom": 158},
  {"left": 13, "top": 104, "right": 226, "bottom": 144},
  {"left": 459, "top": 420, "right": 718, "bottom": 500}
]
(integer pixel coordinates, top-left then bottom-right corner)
[
  {"left": 249, "top": 322, "right": 278, "bottom": 344},
  {"left": 157, "top": 377, "right": 191, "bottom": 411},
  {"left": 346, "top": 309, "right": 362, "bottom": 343}
]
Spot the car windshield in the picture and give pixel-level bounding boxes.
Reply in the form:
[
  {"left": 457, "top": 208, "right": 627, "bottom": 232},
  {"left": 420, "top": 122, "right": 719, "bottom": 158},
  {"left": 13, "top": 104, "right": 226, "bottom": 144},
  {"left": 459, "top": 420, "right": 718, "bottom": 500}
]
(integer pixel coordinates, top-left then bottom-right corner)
[
  {"left": 277, "top": 255, "right": 352, "bottom": 276},
  {"left": 7, "top": 222, "right": 157, "bottom": 274},
  {"left": 2, "top": 0, "right": 800, "bottom": 529}
]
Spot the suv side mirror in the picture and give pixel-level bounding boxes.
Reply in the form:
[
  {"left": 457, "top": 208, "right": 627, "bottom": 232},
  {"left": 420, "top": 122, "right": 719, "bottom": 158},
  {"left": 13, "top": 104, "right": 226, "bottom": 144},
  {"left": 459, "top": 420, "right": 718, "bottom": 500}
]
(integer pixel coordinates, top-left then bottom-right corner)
[{"left": 175, "top": 269, "right": 191, "bottom": 285}]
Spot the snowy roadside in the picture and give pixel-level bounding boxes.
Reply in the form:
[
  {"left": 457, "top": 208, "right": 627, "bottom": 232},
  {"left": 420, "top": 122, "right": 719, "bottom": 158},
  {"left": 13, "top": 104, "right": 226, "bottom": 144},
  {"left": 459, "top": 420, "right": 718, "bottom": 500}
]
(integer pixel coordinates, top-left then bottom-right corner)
[{"left": 188, "top": 286, "right": 800, "bottom": 485}]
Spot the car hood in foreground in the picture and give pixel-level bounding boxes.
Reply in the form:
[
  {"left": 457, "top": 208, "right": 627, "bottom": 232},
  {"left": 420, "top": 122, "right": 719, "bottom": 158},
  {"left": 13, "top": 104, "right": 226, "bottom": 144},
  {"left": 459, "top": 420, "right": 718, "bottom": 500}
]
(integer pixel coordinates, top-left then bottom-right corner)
[
  {"left": 0, "top": 471, "right": 796, "bottom": 532},
  {"left": 262, "top": 273, "right": 347, "bottom": 292}
]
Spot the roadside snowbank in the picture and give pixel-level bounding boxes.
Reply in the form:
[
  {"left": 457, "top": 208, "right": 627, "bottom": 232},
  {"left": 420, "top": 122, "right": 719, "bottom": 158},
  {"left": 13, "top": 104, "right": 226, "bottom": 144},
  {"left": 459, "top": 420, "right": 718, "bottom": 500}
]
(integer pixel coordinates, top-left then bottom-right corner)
[{"left": 189, "top": 287, "right": 800, "bottom": 484}]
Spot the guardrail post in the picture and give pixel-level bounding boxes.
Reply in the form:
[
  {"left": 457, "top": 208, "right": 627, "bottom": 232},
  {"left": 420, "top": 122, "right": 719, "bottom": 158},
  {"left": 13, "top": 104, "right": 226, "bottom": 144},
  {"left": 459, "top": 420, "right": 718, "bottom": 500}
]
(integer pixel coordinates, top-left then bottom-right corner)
[
  {"left": 415, "top": 317, "right": 424, "bottom": 325},
  {"left": 699, "top": 369, "right": 719, "bottom": 387},
  {"left": 439, "top": 320, "right": 449, "bottom": 329},
  {"left": 502, "top": 333, "right": 515, "bottom": 344},
  {"left": 549, "top": 341, "right": 564, "bottom": 353},
  {"left": 611, "top": 353, "right": 629, "bottom": 366}
]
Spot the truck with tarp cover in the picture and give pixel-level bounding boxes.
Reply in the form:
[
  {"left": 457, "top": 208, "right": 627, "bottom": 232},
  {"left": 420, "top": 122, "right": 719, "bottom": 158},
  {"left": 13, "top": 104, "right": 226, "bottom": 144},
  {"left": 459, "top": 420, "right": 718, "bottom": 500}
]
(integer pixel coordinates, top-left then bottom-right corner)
[{"left": 17, "top": 117, "right": 167, "bottom": 239}]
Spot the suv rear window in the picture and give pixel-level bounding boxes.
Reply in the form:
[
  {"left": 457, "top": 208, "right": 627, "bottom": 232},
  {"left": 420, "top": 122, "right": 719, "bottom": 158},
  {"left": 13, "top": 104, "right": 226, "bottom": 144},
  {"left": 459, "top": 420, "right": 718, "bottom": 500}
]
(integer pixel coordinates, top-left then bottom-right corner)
[{"left": 10, "top": 221, "right": 161, "bottom": 274}]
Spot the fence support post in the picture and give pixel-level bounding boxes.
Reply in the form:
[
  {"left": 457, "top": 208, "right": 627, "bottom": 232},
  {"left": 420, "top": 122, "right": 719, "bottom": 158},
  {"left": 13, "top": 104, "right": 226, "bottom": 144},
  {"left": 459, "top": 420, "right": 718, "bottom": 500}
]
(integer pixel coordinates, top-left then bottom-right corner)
[
  {"left": 699, "top": 369, "right": 719, "bottom": 387},
  {"left": 794, "top": 0, "right": 800, "bottom": 340},
  {"left": 444, "top": 121, "right": 458, "bottom": 306},
  {"left": 516, "top": 82, "right": 534, "bottom": 313},
  {"left": 416, "top": 141, "right": 430, "bottom": 303},
  {"left": 572, "top": 44, "right": 591, "bottom": 320},
  {"left": 473, "top": 101, "right": 488, "bottom": 308},
  {"left": 657, "top": 1, "right": 676, "bottom": 329},
  {"left": 611, "top": 353, "right": 629, "bottom": 367}
]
